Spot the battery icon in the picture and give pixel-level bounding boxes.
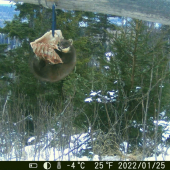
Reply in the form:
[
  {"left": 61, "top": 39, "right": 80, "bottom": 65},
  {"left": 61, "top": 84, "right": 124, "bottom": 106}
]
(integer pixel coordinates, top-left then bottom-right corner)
[{"left": 29, "top": 163, "right": 38, "bottom": 168}]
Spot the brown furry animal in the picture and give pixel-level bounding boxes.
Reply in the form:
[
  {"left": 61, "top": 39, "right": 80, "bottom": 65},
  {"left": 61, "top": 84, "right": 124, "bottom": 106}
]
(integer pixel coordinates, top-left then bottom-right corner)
[{"left": 31, "top": 39, "right": 76, "bottom": 82}]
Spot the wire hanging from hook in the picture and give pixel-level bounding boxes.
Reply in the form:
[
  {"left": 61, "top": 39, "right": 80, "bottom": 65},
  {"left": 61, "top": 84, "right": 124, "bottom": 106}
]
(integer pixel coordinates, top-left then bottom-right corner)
[{"left": 52, "top": 4, "right": 56, "bottom": 37}]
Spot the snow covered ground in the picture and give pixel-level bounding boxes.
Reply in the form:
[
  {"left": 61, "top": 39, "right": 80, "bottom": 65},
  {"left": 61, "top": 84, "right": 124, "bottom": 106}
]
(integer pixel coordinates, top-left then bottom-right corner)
[{"left": 0, "top": 131, "right": 170, "bottom": 161}]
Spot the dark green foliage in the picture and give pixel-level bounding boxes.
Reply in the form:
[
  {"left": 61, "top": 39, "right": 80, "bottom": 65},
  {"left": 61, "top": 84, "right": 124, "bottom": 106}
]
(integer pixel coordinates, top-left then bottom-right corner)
[{"left": 0, "top": 18, "right": 35, "bottom": 40}]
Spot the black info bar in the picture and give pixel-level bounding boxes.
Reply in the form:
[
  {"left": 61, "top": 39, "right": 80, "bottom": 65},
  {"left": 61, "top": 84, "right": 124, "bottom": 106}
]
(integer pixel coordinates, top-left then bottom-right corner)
[{"left": 0, "top": 161, "right": 169, "bottom": 170}]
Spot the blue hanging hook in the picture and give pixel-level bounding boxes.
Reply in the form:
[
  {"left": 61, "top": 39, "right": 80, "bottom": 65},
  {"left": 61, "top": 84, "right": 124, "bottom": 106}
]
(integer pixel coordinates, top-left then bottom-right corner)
[{"left": 52, "top": 4, "right": 56, "bottom": 37}]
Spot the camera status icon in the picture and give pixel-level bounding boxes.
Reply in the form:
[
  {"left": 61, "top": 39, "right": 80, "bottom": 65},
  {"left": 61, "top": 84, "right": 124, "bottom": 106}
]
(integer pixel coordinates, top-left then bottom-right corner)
[
  {"left": 29, "top": 163, "right": 38, "bottom": 168},
  {"left": 43, "top": 162, "right": 51, "bottom": 169}
]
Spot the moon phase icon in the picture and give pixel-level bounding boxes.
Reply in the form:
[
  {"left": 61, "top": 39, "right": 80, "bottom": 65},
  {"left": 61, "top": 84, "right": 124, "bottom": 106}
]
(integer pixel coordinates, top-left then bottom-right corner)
[{"left": 43, "top": 162, "right": 51, "bottom": 169}]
